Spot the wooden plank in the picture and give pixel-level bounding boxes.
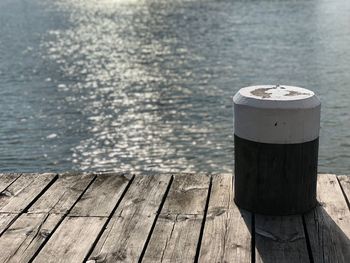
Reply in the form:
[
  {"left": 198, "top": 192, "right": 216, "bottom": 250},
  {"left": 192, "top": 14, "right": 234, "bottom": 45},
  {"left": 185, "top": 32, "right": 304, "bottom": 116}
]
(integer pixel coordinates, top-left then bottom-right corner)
[
  {"left": 0, "top": 172, "right": 349, "bottom": 263},
  {"left": 32, "top": 173, "right": 134, "bottom": 262},
  {"left": 32, "top": 216, "right": 106, "bottom": 263},
  {"left": 0, "top": 173, "right": 57, "bottom": 235},
  {"left": 162, "top": 173, "right": 210, "bottom": 215},
  {"left": 0, "top": 174, "right": 21, "bottom": 193},
  {"left": 0, "top": 173, "right": 56, "bottom": 213},
  {"left": 0, "top": 213, "right": 61, "bottom": 263},
  {"left": 304, "top": 174, "right": 350, "bottom": 262},
  {"left": 0, "top": 173, "right": 98, "bottom": 261},
  {"left": 143, "top": 214, "right": 203, "bottom": 263},
  {"left": 337, "top": 175, "right": 350, "bottom": 208},
  {"left": 199, "top": 174, "right": 252, "bottom": 262},
  {"left": 142, "top": 174, "right": 210, "bottom": 262},
  {"left": 28, "top": 173, "right": 95, "bottom": 214},
  {"left": 88, "top": 174, "right": 172, "bottom": 263},
  {"left": 70, "top": 173, "right": 132, "bottom": 217},
  {"left": 255, "top": 215, "right": 309, "bottom": 263},
  {"left": 0, "top": 213, "right": 17, "bottom": 235}
]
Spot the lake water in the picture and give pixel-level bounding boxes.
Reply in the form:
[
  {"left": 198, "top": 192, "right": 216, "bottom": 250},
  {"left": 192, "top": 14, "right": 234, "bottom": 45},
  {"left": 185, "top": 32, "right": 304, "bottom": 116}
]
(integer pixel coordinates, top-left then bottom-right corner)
[{"left": 0, "top": 0, "right": 349, "bottom": 174}]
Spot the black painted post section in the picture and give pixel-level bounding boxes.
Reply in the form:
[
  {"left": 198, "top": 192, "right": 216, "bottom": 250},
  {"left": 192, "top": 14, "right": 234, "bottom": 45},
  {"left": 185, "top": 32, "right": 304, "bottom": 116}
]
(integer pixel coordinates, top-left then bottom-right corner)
[{"left": 234, "top": 135, "right": 318, "bottom": 215}]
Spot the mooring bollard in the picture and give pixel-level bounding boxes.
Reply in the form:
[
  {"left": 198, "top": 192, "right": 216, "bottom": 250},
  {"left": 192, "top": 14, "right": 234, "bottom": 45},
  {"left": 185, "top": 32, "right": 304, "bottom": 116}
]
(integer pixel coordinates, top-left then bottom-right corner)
[{"left": 233, "top": 85, "right": 321, "bottom": 215}]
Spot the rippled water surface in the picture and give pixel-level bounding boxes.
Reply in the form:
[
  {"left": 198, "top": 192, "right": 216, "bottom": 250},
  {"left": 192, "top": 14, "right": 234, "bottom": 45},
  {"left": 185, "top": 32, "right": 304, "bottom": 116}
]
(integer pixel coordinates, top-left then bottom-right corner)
[{"left": 0, "top": 0, "right": 349, "bottom": 174}]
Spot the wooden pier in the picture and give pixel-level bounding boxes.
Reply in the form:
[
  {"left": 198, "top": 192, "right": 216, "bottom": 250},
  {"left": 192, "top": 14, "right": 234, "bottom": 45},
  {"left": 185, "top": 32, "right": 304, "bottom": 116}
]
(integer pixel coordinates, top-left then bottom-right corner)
[{"left": 0, "top": 173, "right": 349, "bottom": 262}]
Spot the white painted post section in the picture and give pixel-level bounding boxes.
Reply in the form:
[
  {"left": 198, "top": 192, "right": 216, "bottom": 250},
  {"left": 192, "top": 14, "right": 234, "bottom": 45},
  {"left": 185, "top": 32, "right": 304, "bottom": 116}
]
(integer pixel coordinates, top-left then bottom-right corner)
[{"left": 233, "top": 85, "right": 321, "bottom": 144}]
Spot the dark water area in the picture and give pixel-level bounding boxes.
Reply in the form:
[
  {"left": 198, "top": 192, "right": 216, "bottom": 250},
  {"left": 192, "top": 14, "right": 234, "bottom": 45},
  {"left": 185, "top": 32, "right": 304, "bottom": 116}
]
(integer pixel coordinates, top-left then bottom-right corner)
[{"left": 0, "top": 0, "right": 349, "bottom": 174}]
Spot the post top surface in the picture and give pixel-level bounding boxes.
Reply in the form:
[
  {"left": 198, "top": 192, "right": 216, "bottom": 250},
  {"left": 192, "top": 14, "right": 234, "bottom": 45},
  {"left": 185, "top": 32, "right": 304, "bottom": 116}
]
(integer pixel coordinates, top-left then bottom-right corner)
[
  {"left": 233, "top": 85, "right": 320, "bottom": 109},
  {"left": 239, "top": 85, "right": 314, "bottom": 101}
]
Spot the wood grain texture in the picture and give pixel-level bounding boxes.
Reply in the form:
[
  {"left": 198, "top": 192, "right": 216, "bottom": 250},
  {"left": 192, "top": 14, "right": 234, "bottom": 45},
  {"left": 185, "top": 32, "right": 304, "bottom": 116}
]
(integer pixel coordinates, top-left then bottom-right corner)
[
  {"left": 28, "top": 173, "right": 95, "bottom": 214},
  {"left": 0, "top": 173, "right": 99, "bottom": 262},
  {"left": 143, "top": 214, "right": 203, "bottom": 263},
  {"left": 255, "top": 215, "right": 309, "bottom": 263},
  {"left": 161, "top": 174, "right": 210, "bottom": 215},
  {"left": 31, "top": 173, "right": 133, "bottom": 262},
  {"left": 0, "top": 213, "right": 61, "bottom": 263},
  {"left": 0, "top": 173, "right": 349, "bottom": 263},
  {"left": 69, "top": 173, "right": 132, "bottom": 217},
  {"left": 0, "top": 173, "right": 56, "bottom": 213},
  {"left": 337, "top": 175, "right": 350, "bottom": 208},
  {"left": 33, "top": 216, "right": 106, "bottom": 263},
  {"left": 0, "top": 174, "right": 21, "bottom": 193},
  {"left": 88, "top": 174, "right": 172, "bottom": 263},
  {"left": 142, "top": 174, "right": 210, "bottom": 262},
  {"left": 304, "top": 174, "right": 350, "bottom": 263},
  {"left": 0, "top": 213, "right": 17, "bottom": 235},
  {"left": 199, "top": 174, "right": 252, "bottom": 263},
  {"left": 234, "top": 135, "right": 318, "bottom": 215}
]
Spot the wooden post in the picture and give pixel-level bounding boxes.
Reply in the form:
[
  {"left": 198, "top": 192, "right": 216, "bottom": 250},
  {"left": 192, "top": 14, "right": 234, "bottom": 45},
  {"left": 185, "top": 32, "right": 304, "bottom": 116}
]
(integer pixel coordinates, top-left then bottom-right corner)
[{"left": 233, "top": 85, "right": 321, "bottom": 215}]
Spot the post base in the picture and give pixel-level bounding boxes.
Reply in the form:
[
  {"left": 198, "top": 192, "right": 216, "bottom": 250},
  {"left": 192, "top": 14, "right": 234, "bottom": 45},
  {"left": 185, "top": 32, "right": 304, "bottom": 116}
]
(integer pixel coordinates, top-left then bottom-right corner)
[{"left": 234, "top": 135, "right": 319, "bottom": 215}]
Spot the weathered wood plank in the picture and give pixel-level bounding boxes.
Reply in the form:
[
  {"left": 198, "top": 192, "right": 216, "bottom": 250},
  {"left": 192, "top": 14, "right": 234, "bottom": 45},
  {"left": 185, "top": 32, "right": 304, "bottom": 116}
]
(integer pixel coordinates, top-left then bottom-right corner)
[
  {"left": 161, "top": 174, "right": 210, "bottom": 215},
  {"left": 70, "top": 173, "right": 132, "bottom": 217},
  {"left": 28, "top": 173, "right": 95, "bottom": 214},
  {"left": 0, "top": 213, "right": 17, "bottom": 235},
  {"left": 337, "top": 175, "right": 350, "bottom": 208},
  {"left": 255, "top": 215, "right": 309, "bottom": 263},
  {"left": 0, "top": 173, "right": 98, "bottom": 261},
  {"left": 0, "top": 172, "right": 349, "bottom": 263},
  {"left": 31, "top": 173, "right": 134, "bottom": 262},
  {"left": 304, "top": 174, "right": 350, "bottom": 262},
  {"left": 0, "top": 173, "right": 57, "bottom": 235},
  {"left": 0, "top": 174, "right": 21, "bottom": 193},
  {"left": 0, "top": 173, "right": 56, "bottom": 213},
  {"left": 0, "top": 213, "right": 61, "bottom": 263},
  {"left": 88, "top": 174, "right": 172, "bottom": 263},
  {"left": 199, "top": 174, "right": 252, "bottom": 263},
  {"left": 32, "top": 216, "right": 106, "bottom": 263},
  {"left": 142, "top": 174, "right": 210, "bottom": 262},
  {"left": 144, "top": 214, "right": 203, "bottom": 263}
]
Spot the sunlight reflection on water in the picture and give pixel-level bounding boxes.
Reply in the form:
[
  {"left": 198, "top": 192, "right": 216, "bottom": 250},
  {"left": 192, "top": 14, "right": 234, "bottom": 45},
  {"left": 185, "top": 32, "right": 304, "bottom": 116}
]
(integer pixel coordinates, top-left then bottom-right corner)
[
  {"left": 0, "top": 0, "right": 349, "bottom": 173},
  {"left": 39, "top": 0, "right": 233, "bottom": 173}
]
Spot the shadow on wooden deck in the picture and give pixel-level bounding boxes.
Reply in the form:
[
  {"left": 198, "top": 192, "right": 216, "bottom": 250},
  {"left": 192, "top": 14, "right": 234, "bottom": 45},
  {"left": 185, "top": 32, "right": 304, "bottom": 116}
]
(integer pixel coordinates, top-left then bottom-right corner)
[{"left": 239, "top": 204, "right": 350, "bottom": 263}]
